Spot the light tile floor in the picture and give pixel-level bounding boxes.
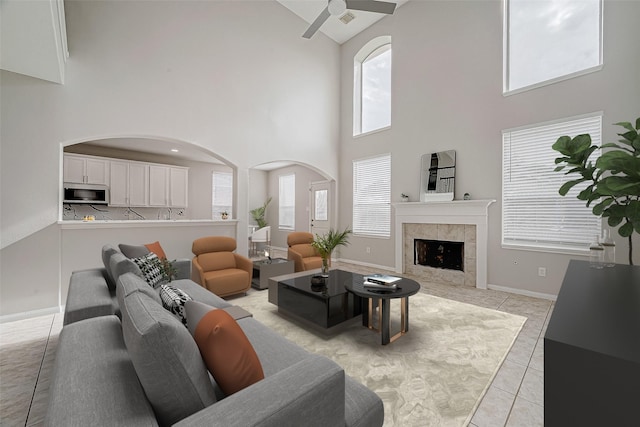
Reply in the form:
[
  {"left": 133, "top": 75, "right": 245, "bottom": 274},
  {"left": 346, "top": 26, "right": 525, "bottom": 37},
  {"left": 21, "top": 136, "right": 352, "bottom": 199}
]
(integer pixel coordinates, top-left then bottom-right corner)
[{"left": 0, "top": 257, "right": 553, "bottom": 427}]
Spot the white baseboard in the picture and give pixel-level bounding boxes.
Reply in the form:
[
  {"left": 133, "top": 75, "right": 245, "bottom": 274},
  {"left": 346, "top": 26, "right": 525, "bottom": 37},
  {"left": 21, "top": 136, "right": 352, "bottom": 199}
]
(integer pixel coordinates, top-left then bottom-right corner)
[
  {"left": 339, "top": 257, "right": 558, "bottom": 301},
  {"left": 335, "top": 258, "right": 396, "bottom": 272},
  {"left": 487, "top": 284, "right": 557, "bottom": 301},
  {"left": 0, "top": 306, "right": 62, "bottom": 324}
]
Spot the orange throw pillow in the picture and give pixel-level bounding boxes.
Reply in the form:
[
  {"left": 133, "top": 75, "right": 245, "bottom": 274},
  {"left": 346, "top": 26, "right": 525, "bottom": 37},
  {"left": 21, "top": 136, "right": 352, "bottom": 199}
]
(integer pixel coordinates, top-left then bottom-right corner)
[
  {"left": 193, "top": 309, "right": 264, "bottom": 395},
  {"left": 144, "top": 241, "right": 167, "bottom": 260}
]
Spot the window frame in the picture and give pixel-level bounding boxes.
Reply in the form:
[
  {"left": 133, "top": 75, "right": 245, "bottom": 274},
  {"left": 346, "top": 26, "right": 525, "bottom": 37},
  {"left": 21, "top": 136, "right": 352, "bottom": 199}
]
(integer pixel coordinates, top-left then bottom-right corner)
[
  {"left": 353, "top": 35, "right": 392, "bottom": 137},
  {"left": 278, "top": 173, "right": 295, "bottom": 231},
  {"left": 352, "top": 153, "right": 391, "bottom": 238},
  {"left": 501, "top": 112, "right": 603, "bottom": 254},
  {"left": 503, "top": 0, "right": 604, "bottom": 96},
  {"left": 211, "top": 170, "right": 233, "bottom": 220}
]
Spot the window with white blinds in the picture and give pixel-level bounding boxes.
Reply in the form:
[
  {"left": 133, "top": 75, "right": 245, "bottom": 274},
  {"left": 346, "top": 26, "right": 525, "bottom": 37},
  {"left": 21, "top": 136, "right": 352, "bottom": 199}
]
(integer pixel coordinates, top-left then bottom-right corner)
[
  {"left": 353, "top": 154, "right": 391, "bottom": 238},
  {"left": 502, "top": 114, "right": 602, "bottom": 252},
  {"left": 212, "top": 171, "right": 233, "bottom": 219},
  {"left": 279, "top": 174, "right": 295, "bottom": 230}
]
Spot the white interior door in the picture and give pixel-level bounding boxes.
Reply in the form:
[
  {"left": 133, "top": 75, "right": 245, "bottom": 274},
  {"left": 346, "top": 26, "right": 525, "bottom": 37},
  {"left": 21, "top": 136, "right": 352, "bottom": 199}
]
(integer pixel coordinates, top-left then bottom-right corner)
[{"left": 309, "top": 180, "right": 332, "bottom": 237}]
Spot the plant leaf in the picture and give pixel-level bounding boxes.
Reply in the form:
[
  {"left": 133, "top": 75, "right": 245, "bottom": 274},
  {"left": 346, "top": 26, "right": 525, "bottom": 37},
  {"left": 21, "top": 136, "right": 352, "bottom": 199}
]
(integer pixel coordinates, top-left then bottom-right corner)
[
  {"left": 619, "top": 130, "right": 639, "bottom": 143},
  {"left": 597, "top": 177, "right": 640, "bottom": 196},
  {"left": 607, "top": 215, "right": 624, "bottom": 227},
  {"left": 592, "top": 198, "right": 614, "bottom": 216},
  {"left": 559, "top": 179, "right": 587, "bottom": 196},
  {"left": 615, "top": 121, "right": 635, "bottom": 133},
  {"left": 626, "top": 200, "right": 640, "bottom": 223},
  {"left": 619, "top": 221, "right": 634, "bottom": 237}
]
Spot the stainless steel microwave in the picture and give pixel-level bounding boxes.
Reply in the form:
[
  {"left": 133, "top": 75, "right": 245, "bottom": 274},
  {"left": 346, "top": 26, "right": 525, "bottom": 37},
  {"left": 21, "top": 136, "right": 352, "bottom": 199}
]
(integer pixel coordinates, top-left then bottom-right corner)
[{"left": 63, "top": 183, "right": 110, "bottom": 205}]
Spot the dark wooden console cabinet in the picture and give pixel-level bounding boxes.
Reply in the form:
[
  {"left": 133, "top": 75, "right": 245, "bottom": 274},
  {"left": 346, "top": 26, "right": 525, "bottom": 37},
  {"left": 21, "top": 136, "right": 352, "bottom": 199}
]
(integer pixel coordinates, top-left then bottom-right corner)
[{"left": 544, "top": 260, "right": 640, "bottom": 426}]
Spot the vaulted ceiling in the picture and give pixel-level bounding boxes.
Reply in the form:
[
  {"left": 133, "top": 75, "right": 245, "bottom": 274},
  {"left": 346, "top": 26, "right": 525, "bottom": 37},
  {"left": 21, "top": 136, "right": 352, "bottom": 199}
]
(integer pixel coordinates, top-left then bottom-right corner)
[{"left": 276, "top": 0, "right": 408, "bottom": 44}]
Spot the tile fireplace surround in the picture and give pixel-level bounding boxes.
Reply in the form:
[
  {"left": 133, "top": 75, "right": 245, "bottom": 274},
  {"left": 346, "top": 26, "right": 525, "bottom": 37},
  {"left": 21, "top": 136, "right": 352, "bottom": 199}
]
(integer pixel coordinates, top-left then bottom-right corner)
[{"left": 394, "top": 200, "right": 495, "bottom": 289}]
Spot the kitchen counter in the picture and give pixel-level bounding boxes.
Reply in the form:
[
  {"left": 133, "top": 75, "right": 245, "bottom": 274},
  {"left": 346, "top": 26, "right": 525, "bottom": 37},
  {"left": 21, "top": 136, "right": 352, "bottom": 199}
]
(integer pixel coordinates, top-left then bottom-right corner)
[{"left": 58, "top": 219, "right": 237, "bottom": 229}]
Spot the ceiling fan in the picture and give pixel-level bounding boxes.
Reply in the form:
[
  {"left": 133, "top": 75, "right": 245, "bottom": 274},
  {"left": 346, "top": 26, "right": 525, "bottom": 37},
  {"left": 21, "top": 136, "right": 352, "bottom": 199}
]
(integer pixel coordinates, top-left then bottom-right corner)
[{"left": 302, "top": 0, "right": 397, "bottom": 39}]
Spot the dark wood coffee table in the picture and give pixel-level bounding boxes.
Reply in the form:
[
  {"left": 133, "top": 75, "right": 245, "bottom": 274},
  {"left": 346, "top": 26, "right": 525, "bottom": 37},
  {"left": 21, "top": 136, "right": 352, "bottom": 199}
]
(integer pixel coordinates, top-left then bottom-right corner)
[
  {"left": 345, "top": 277, "right": 420, "bottom": 345},
  {"left": 274, "top": 269, "right": 364, "bottom": 331}
]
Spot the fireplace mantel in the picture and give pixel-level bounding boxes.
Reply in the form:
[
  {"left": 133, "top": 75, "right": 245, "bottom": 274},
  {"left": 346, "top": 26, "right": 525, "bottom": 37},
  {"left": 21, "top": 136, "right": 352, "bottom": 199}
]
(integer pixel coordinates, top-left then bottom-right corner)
[{"left": 394, "top": 200, "right": 495, "bottom": 289}]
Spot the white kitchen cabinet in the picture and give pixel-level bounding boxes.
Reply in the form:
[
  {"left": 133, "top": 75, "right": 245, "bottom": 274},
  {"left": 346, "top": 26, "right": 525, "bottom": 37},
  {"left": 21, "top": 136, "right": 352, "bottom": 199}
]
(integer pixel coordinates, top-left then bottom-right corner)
[
  {"left": 66, "top": 153, "right": 188, "bottom": 208},
  {"left": 148, "top": 165, "right": 188, "bottom": 208},
  {"left": 109, "top": 161, "right": 149, "bottom": 207},
  {"left": 63, "top": 155, "right": 85, "bottom": 183},
  {"left": 109, "top": 161, "right": 129, "bottom": 206},
  {"left": 169, "top": 167, "right": 188, "bottom": 208},
  {"left": 149, "top": 165, "right": 169, "bottom": 207},
  {"left": 63, "top": 154, "right": 109, "bottom": 185},
  {"left": 128, "top": 163, "right": 149, "bottom": 207}
]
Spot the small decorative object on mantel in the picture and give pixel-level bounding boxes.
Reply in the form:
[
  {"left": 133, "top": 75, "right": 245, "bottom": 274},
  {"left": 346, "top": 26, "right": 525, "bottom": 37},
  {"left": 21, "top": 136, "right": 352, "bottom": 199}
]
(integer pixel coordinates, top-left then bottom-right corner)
[
  {"left": 464, "top": 193, "right": 471, "bottom": 200},
  {"left": 311, "top": 227, "right": 352, "bottom": 275},
  {"left": 221, "top": 211, "right": 229, "bottom": 220},
  {"left": 401, "top": 193, "right": 410, "bottom": 202}
]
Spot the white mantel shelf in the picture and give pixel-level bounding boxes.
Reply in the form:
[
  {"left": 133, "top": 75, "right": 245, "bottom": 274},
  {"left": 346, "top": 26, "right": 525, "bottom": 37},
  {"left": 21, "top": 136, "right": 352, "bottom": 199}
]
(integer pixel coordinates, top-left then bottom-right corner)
[{"left": 394, "top": 200, "right": 496, "bottom": 289}]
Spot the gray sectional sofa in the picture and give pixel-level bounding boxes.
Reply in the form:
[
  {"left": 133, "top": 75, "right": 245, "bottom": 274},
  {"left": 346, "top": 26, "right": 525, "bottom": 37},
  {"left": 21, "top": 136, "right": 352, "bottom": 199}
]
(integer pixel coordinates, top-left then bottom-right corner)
[{"left": 45, "top": 245, "right": 384, "bottom": 426}]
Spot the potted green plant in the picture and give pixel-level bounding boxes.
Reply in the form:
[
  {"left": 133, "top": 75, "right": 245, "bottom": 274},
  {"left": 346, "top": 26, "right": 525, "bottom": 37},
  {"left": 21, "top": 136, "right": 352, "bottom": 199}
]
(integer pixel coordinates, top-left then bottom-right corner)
[
  {"left": 552, "top": 118, "right": 640, "bottom": 265},
  {"left": 311, "top": 227, "right": 352, "bottom": 274},
  {"left": 250, "top": 197, "right": 272, "bottom": 228}
]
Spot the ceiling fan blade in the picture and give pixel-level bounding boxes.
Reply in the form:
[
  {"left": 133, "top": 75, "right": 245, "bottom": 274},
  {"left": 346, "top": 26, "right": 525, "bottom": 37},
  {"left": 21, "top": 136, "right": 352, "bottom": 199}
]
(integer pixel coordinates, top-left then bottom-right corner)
[
  {"left": 345, "top": 0, "right": 396, "bottom": 15},
  {"left": 302, "top": 6, "right": 331, "bottom": 39}
]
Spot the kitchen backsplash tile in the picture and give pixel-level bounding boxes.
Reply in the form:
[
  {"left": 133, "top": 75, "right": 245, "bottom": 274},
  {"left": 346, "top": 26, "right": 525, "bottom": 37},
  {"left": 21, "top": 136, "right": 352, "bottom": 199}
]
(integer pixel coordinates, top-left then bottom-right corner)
[{"left": 62, "top": 205, "right": 187, "bottom": 221}]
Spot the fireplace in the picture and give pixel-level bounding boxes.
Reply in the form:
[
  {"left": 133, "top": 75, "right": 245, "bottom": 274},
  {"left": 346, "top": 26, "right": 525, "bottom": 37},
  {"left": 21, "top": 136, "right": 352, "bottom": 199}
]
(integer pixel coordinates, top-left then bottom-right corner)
[
  {"left": 414, "top": 239, "right": 464, "bottom": 272},
  {"left": 393, "top": 200, "right": 495, "bottom": 289}
]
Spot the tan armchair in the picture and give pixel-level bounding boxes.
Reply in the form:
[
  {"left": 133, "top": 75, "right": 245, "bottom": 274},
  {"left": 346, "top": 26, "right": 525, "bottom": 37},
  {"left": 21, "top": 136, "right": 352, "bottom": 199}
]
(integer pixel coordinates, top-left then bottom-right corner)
[
  {"left": 287, "top": 231, "right": 324, "bottom": 272},
  {"left": 191, "top": 236, "right": 252, "bottom": 298}
]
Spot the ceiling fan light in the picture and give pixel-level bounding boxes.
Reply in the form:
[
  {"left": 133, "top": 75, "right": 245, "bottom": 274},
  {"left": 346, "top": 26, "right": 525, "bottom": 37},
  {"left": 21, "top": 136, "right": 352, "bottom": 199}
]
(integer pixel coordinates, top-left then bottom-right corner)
[{"left": 328, "top": 0, "right": 347, "bottom": 16}]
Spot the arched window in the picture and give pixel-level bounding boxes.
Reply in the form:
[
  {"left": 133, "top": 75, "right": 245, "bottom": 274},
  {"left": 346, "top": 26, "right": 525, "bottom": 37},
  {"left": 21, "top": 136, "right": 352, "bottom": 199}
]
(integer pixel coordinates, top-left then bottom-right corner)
[{"left": 353, "top": 36, "right": 392, "bottom": 136}]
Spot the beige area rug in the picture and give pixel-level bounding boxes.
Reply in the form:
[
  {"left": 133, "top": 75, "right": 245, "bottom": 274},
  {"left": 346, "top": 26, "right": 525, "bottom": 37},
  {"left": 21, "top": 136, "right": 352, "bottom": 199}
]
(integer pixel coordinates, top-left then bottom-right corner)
[{"left": 235, "top": 289, "right": 526, "bottom": 427}]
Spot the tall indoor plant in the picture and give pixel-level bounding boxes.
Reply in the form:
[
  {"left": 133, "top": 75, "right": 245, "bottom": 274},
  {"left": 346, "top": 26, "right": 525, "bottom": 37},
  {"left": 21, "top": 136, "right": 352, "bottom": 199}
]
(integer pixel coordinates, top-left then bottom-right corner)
[
  {"left": 552, "top": 118, "right": 640, "bottom": 265},
  {"left": 311, "top": 227, "right": 352, "bottom": 274},
  {"left": 250, "top": 197, "right": 272, "bottom": 229}
]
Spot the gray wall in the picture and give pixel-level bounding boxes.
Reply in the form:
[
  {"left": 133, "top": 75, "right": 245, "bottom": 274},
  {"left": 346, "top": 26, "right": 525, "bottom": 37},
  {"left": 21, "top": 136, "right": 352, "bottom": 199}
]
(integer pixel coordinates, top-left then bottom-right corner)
[
  {"left": 0, "top": 0, "right": 340, "bottom": 316},
  {"left": 1, "top": 0, "right": 639, "bottom": 317},
  {"left": 337, "top": 0, "right": 640, "bottom": 297}
]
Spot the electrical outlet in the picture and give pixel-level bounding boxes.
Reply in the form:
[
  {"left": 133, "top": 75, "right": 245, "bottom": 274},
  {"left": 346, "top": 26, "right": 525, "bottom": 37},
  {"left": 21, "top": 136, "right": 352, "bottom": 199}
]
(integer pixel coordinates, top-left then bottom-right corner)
[
  {"left": 366, "top": 247, "right": 371, "bottom": 254},
  {"left": 538, "top": 267, "right": 547, "bottom": 277}
]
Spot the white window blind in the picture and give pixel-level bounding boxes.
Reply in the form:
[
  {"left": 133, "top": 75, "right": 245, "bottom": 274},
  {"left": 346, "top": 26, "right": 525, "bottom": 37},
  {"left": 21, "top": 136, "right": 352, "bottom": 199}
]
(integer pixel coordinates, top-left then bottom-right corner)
[
  {"left": 279, "top": 174, "right": 295, "bottom": 230},
  {"left": 353, "top": 154, "right": 391, "bottom": 238},
  {"left": 212, "top": 171, "right": 233, "bottom": 219},
  {"left": 502, "top": 114, "right": 602, "bottom": 252}
]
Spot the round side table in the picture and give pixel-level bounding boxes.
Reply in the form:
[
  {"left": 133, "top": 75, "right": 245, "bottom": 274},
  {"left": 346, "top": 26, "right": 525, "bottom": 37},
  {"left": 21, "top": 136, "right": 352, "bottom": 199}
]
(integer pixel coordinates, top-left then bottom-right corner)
[{"left": 345, "top": 277, "right": 420, "bottom": 345}]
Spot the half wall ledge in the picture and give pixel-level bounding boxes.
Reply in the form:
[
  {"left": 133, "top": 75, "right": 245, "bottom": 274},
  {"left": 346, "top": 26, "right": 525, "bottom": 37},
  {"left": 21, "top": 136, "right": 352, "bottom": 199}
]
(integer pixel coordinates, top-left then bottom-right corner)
[{"left": 393, "top": 200, "right": 496, "bottom": 289}]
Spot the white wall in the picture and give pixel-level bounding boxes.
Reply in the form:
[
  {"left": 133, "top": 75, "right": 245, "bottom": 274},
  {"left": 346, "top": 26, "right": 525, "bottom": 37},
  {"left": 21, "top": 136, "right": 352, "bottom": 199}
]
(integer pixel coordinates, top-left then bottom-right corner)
[
  {"left": 59, "top": 221, "right": 237, "bottom": 306},
  {"left": 338, "top": 0, "right": 640, "bottom": 296},
  {"left": 0, "top": 0, "right": 340, "bottom": 316}
]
